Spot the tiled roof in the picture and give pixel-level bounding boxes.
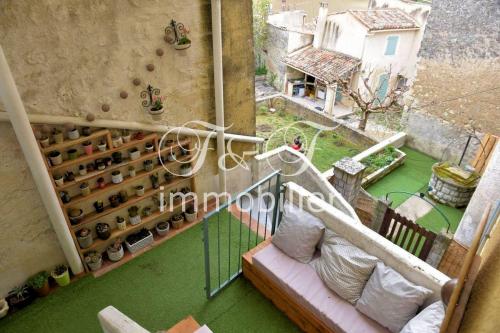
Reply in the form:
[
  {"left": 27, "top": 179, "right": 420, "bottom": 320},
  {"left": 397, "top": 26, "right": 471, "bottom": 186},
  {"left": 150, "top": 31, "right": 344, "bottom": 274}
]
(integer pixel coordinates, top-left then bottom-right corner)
[
  {"left": 349, "top": 9, "right": 419, "bottom": 31},
  {"left": 283, "top": 47, "right": 360, "bottom": 84}
]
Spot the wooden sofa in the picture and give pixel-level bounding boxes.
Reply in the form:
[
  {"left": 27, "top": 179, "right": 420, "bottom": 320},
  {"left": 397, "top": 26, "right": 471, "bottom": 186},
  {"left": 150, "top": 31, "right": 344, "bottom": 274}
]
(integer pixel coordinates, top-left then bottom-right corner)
[{"left": 243, "top": 182, "right": 449, "bottom": 333}]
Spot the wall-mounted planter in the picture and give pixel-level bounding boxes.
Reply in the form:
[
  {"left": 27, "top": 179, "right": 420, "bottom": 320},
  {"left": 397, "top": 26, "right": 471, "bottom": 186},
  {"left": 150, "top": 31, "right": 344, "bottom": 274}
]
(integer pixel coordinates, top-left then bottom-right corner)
[
  {"left": 174, "top": 41, "right": 191, "bottom": 50},
  {"left": 148, "top": 106, "right": 164, "bottom": 120}
]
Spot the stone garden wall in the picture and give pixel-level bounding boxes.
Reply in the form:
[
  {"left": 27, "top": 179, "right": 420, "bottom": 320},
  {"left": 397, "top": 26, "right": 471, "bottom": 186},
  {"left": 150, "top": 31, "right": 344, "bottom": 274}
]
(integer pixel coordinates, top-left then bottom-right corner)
[{"left": 0, "top": 0, "right": 255, "bottom": 296}]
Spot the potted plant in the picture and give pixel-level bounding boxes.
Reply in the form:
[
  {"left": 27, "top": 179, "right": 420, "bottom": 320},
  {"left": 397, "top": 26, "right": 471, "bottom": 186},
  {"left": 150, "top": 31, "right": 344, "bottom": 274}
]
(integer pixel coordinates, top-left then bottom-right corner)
[
  {"left": 129, "top": 147, "right": 141, "bottom": 160},
  {"left": 128, "top": 206, "right": 141, "bottom": 225},
  {"left": 96, "top": 223, "right": 111, "bottom": 240},
  {"left": 81, "top": 126, "right": 92, "bottom": 136},
  {"left": 119, "top": 190, "right": 128, "bottom": 203},
  {"left": 27, "top": 271, "right": 50, "bottom": 297},
  {"left": 84, "top": 251, "right": 102, "bottom": 271},
  {"left": 128, "top": 165, "right": 136, "bottom": 177},
  {"left": 164, "top": 172, "right": 174, "bottom": 183},
  {"left": 175, "top": 36, "right": 191, "bottom": 50},
  {"left": 60, "top": 191, "right": 71, "bottom": 204},
  {"left": 97, "top": 140, "right": 107, "bottom": 152},
  {"left": 82, "top": 141, "right": 93, "bottom": 155},
  {"left": 150, "top": 173, "right": 159, "bottom": 189},
  {"left": 107, "top": 238, "right": 124, "bottom": 262},
  {"left": 52, "top": 264, "right": 70, "bottom": 287},
  {"left": 143, "top": 159, "right": 154, "bottom": 171},
  {"left": 156, "top": 221, "right": 170, "bottom": 236},
  {"left": 104, "top": 157, "right": 112, "bottom": 166},
  {"left": 7, "top": 285, "right": 34, "bottom": 309},
  {"left": 109, "top": 194, "right": 121, "bottom": 208},
  {"left": 80, "top": 182, "right": 91, "bottom": 196},
  {"left": 96, "top": 159, "right": 106, "bottom": 171},
  {"left": 0, "top": 298, "right": 9, "bottom": 319},
  {"left": 122, "top": 129, "right": 131, "bottom": 143},
  {"left": 180, "top": 164, "right": 192, "bottom": 176},
  {"left": 167, "top": 152, "right": 176, "bottom": 162},
  {"left": 111, "top": 170, "right": 123, "bottom": 184},
  {"left": 94, "top": 200, "right": 105, "bottom": 213},
  {"left": 112, "top": 152, "right": 122, "bottom": 164},
  {"left": 111, "top": 130, "right": 123, "bottom": 148},
  {"left": 97, "top": 177, "right": 106, "bottom": 189},
  {"left": 148, "top": 95, "right": 165, "bottom": 120},
  {"left": 171, "top": 214, "right": 184, "bottom": 229},
  {"left": 180, "top": 146, "right": 189, "bottom": 156},
  {"left": 165, "top": 139, "right": 174, "bottom": 146},
  {"left": 116, "top": 216, "right": 127, "bottom": 231},
  {"left": 66, "top": 123, "right": 80, "bottom": 140},
  {"left": 145, "top": 142, "right": 154, "bottom": 153},
  {"left": 52, "top": 128, "right": 64, "bottom": 144},
  {"left": 39, "top": 135, "right": 50, "bottom": 148},
  {"left": 87, "top": 163, "right": 95, "bottom": 172},
  {"left": 184, "top": 205, "right": 197, "bottom": 222},
  {"left": 78, "top": 164, "right": 87, "bottom": 176},
  {"left": 125, "top": 228, "right": 153, "bottom": 253},
  {"left": 67, "top": 148, "right": 79, "bottom": 160},
  {"left": 65, "top": 171, "right": 75, "bottom": 182},
  {"left": 68, "top": 208, "right": 83, "bottom": 225},
  {"left": 54, "top": 174, "right": 64, "bottom": 187},
  {"left": 135, "top": 185, "right": 145, "bottom": 196},
  {"left": 48, "top": 150, "right": 62, "bottom": 166},
  {"left": 134, "top": 131, "right": 145, "bottom": 140},
  {"left": 77, "top": 228, "right": 93, "bottom": 249},
  {"left": 141, "top": 206, "right": 153, "bottom": 217}
]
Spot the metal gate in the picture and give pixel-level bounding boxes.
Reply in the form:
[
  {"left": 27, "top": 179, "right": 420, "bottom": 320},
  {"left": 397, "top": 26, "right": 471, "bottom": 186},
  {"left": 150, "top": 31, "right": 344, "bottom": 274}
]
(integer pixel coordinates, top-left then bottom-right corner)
[{"left": 203, "top": 170, "right": 283, "bottom": 298}]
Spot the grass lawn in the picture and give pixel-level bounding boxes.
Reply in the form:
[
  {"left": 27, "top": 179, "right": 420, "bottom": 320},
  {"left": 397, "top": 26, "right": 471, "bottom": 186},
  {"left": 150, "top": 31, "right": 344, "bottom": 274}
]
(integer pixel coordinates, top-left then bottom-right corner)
[
  {"left": 0, "top": 216, "right": 298, "bottom": 333},
  {"left": 256, "top": 109, "right": 364, "bottom": 172},
  {"left": 366, "top": 147, "right": 465, "bottom": 234}
]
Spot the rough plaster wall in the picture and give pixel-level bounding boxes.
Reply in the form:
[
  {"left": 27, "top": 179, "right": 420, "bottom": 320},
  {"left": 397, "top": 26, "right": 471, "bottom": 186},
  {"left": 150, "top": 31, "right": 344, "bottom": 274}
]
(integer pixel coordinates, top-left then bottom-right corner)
[
  {"left": 0, "top": 0, "right": 255, "bottom": 294},
  {"left": 455, "top": 144, "right": 500, "bottom": 247},
  {"left": 264, "top": 24, "right": 289, "bottom": 89},
  {"left": 412, "top": 0, "right": 500, "bottom": 135},
  {"left": 0, "top": 123, "right": 66, "bottom": 297},
  {"left": 271, "top": 0, "right": 369, "bottom": 22}
]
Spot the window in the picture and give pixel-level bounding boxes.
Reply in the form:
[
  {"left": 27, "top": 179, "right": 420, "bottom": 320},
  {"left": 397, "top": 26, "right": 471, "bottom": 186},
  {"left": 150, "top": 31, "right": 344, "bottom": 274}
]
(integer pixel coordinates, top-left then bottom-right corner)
[{"left": 385, "top": 36, "right": 399, "bottom": 56}]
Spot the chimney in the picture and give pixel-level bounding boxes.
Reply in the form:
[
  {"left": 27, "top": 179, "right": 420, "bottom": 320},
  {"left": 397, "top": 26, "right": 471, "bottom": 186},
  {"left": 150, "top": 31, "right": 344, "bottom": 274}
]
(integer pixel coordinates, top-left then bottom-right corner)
[{"left": 313, "top": 1, "right": 328, "bottom": 48}]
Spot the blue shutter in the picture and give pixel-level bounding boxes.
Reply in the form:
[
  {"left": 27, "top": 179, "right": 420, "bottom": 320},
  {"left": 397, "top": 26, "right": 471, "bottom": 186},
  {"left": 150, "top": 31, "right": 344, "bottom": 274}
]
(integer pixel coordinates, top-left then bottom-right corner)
[
  {"left": 385, "top": 36, "right": 399, "bottom": 55},
  {"left": 376, "top": 74, "right": 389, "bottom": 104}
]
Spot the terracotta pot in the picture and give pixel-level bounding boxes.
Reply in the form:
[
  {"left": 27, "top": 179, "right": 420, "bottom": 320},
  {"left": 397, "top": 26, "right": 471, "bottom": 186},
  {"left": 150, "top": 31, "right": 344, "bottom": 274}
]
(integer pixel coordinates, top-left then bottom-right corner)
[{"left": 34, "top": 280, "right": 50, "bottom": 297}]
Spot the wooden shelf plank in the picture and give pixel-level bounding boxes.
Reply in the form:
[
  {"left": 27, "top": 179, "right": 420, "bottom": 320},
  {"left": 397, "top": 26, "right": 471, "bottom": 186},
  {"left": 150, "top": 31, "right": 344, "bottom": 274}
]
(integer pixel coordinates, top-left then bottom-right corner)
[
  {"left": 54, "top": 139, "right": 190, "bottom": 190},
  {"left": 80, "top": 198, "right": 195, "bottom": 253},
  {"left": 70, "top": 176, "right": 193, "bottom": 228},
  {"left": 50, "top": 133, "right": 158, "bottom": 173},
  {"left": 41, "top": 129, "right": 110, "bottom": 154},
  {"left": 64, "top": 155, "right": 191, "bottom": 207}
]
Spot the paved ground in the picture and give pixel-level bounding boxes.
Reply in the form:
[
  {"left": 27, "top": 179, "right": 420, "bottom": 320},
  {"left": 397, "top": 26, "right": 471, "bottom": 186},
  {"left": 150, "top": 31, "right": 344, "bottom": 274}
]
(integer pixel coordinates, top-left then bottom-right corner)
[
  {"left": 255, "top": 79, "right": 279, "bottom": 100},
  {"left": 395, "top": 195, "right": 434, "bottom": 221}
]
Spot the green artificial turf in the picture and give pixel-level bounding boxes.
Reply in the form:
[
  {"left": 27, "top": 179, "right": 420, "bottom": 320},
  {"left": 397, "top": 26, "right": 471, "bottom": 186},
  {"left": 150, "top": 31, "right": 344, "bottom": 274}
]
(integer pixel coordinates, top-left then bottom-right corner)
[
  {"left": 366, "top": 146, "right": 464, "bottom": 234},
  {"left": 0, "top": 212, "right": 298, "bottom": 333},
  {"left": 256, "top": 110, "right": 364, "bottom": 172}
]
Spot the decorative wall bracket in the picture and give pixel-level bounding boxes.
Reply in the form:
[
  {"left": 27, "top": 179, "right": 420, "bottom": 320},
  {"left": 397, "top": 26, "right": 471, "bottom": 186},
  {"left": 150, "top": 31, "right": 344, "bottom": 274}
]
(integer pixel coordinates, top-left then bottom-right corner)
[{"left": 164, "top": 19, "right": 191, "bottom": 50}]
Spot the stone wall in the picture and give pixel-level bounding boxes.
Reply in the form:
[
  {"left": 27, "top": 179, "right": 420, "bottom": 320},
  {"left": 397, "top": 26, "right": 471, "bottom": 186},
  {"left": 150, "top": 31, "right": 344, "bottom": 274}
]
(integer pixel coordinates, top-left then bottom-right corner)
[
  {"left": 263, "top": 24, "right": 289, "bottom": 90},
  {"left": 0, "top": 0, "right": 255, "bottom": 296},
  {"left": 0, "top": 123, "right": 66, "bottom": 297},
  {"left": 412, "top": 0, "right": 500, "bottom": 135}
]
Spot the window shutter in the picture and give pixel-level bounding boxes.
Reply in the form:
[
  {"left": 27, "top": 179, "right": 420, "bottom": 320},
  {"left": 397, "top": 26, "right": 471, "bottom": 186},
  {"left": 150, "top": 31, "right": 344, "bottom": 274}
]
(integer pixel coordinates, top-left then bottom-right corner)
[{"left": 385, "top": 36, "right": 399, "bottom": 56}]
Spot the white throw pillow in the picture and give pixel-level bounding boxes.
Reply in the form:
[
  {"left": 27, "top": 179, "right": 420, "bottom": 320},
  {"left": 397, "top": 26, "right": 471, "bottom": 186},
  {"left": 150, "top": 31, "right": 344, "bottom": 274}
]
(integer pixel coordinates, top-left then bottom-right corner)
[
  {"left": 272, "top": 202, "right": 325, "bottom": 263},
  {"left": 400, "top": 301, "right": 445, "bottom": 333},
  {"left": 312, "top": 230, "right": 379, "bottom": 304},
  {"left": 356, "top": 262, "right": 433, "bottom": 333}
]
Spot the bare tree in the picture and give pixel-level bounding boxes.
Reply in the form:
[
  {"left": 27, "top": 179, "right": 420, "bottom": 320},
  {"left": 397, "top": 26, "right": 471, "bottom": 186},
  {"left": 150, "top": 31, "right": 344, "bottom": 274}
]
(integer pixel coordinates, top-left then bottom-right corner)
[{"left": 335, "top": 68, "right": 407, "bottom": 131}]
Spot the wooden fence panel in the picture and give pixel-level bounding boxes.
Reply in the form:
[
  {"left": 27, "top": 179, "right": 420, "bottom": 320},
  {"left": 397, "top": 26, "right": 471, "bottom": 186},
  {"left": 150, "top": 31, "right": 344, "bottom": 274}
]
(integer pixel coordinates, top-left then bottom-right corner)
[
  {"left": 472, "top": 134, "right": 499, "bottom": 175},
  {"left": 379, "top": 208, "right": 437, "bottom": 261}
]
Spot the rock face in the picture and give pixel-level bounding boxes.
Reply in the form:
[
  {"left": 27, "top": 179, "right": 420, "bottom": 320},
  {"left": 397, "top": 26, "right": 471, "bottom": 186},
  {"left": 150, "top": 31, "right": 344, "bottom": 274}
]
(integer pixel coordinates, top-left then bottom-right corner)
[{"left": 0, "top": 0, "right": 255, "bottom": 295}]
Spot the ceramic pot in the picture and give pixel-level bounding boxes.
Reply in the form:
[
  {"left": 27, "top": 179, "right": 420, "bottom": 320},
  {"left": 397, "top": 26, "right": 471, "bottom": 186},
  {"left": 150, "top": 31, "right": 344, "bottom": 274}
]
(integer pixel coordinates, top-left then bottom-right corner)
[
  {"left": 143, "top": 160, "right": 154, "bottom": 171},
  {"left": 112, "top": 152, "right": 122, "bottom": 164},
  {"left": 116, "top": 217, "right": 127, "bottom": 231},
  {"left": 80, "top": 183, "right": 91, "bottom": 196},
  {"left": 112, "top": 136, "right": 123, "bottom": 148},
  {"left": 79, "top": 165, "right": 87, "bottom": 176},
  {"left": 52, "top": 268, "right": 70, "bottom": 287},
  {"left": 167, "top": 152, "right": 176, "bottom": 162},
  {"left": 145, "top": 143, "right": 154, "bottom": 153},
  {"left": 68, "top": 129, "right": 80, "bottom": 140},
  {"left": 54, "top": 175, "right": 64, "bottom": 187},
  {"left": 148, "top": 106, "right": 164, "bottom": 120},
  {"left": 94, "top": 201, "right": 104, "bottom": 213},
  {"left": 97, "top": 142, "right": 107, "bottom": 152},
  {"left": 96, "top": 223, "right": 110, "bottom": 240},
  {"left": 0, "top": 299, "right": 9, "bottom": 319},
  {"left": 68, "top": 209, "right": 83, "bottom": 225},
  {"left": 60, "top": 191, "right": 71, "bottom": 204},
  {"left": 129, "top": 149, "right": 141, "bottom": 160},
  {"left": 83, "top": 142, "right": 93, "bottom": 155},
  {"left": 122, "top": 134, "right": 132, "bottom": 143},
  {"left": 136, "top": 185, "right": 145, "bottom": 196},
  {"left": 97, "top": 178, "right": 106, "bottom": 189},
  {"left": 171, "top": 215, "right": 184, "bottom": 229},
  {"left": 67, "top": 148, "right": 79, "bottom": 160},
  {"left": 107, "top": 246, "right": 124, "bottom": 262},
  {"left": 77, "top": 230, "right": 93, "bottom": 249},
  {"left": 174, "top": 42, "right": 191, "bottom": 50},
  {"left": 129, "top": 167, "right": 136, "bottom": 177},
  {"left": 86, "top": 256, "right": 102, "bottom": 272},
  {"left": 109, "top": 195, "right": 121, "bottom": 208},
  {"left": 53, "top": 132, "right": 64, "bottom": 144},
  {"left": 119, "top": 190, "right": 128, "bottom": 203},
  {"left": 156, "top": 222, "right": 170, "bottom": 236},
  {"left": 184, "top": 210, "right": 197, "bottom": 223},
  {"left": 49, "top": 151, "right": 62, "bottom": 166},
  {"left": 129, "top": 214, "right": 141, "bottom": 225},
  {"left": 82, "top": 127, "right": 91, "bottom": 136},
  {"left": 180, "top": 165, "right": 192, "bottom": 176},
  {"left": 39, "top": 136, "right": 50, "bottom": 148},
  {"left": 111, "top": 171, "right": 123, "bottom": 184}
]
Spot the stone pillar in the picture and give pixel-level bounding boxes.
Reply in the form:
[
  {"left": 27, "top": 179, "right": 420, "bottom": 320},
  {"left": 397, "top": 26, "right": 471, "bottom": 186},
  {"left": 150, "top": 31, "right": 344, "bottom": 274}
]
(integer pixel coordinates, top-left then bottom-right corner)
[
  {"left": 324, "top": 85, "right": 336, "bottom": 116},
  {"left": 372, "top": 198, "right": 390, "bottom": 233},
  {"left": 425, "top": 231, "right": 453, "bottom": 268},
  {"left": 330, "top": 157, "right": 366, "bottom": 206}
]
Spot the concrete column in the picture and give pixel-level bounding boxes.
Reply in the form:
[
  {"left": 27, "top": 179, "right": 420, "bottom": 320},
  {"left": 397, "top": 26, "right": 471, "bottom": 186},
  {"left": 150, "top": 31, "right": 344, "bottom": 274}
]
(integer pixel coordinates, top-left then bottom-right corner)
[
  {"left": 372, "top": 198, "right": 390, "bottom": 233},
  {"left": 425, "top": 231, "right": 453, "bottom": 268},
  {"left": 0, "top": 46, "right": 84, "bottom": 274},
  {"left": 330, "top": 157, "right": 366, "bottom": 205},
  {"left": 313, "top": 2, "right": 328, "bottom": 48},
  {"left": 324, "top": 85, "right": 336, "bottom": 116}
]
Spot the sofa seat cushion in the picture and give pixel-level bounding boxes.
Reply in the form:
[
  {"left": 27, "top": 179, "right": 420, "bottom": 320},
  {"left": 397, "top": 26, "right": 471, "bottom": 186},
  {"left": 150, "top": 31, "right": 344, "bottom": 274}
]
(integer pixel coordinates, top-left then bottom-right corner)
[{"left": 253, "top": 243, "right": 389, "bottom": 333}]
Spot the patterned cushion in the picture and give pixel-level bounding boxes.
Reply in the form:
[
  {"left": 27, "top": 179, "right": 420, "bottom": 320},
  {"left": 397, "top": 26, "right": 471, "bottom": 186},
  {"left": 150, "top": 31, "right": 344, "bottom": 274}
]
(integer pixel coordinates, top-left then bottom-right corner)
[
  {"left": 272, "top": 202, "right": 325, "bottom": 263},
  {"left": 312, "top": 230, "right": 379, "bottom": 304},
  {"left": 399, "top": 301, "right": 445, "bottom": 333},
  {"left": 356, "top": 262, "right": 433, "bottom": 332}
]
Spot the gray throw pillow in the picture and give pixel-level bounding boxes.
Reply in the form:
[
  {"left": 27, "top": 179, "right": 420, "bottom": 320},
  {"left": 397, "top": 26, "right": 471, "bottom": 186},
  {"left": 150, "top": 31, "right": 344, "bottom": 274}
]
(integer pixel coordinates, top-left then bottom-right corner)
[
  {"left": 312, "top": 230, "right": 379, "bottom": 304},
  {"left": 356, "top": 262, "right": 433, "bottom": 333},
  {"left": 272, "top": 202, "right": 325, "bottom": 263},
  {"left": 400, "top": 301, "right": 445, "bottom": 333}
]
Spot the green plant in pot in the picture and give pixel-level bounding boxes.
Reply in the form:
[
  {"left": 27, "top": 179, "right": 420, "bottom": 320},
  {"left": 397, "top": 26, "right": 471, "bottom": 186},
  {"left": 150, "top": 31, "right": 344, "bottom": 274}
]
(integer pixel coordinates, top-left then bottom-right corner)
[
  {"left": 156, "top": 221, "right": 170, "bottom": 237},
  {"left": 84, "top": 251, "right": 102, "bottom": 272},
  {"left": 175, "top": 36, "right": 191, "bottom": 50},
  {"left": 77, "top": 228, "right": 93, "bottom": 249},
  {"left": 7, "top": 285, "right": 34, "bottom": 310},
  {"left": 96, "top": 223, "right": 111, "bottom": 240},
  {"left": 149, "top": 95, "right": 165, "bottom": 120},
  {"left": 128, "top": 206, "right": 141, "bottom": 225},
  {"left": 52, "top": 264, "right": 70, "bottom": 287},
  {"left": 171, "top": 214, "right": 184, "bottom": 230},
  {"left": 107, "top": 238, "right": 124, "bottom": 262},
  {"left": 184, "top": 204, "right": 197, "bottom": 223},
  {"left": 150, "top": 173, "right": 160, "bottom": 189},
  {"left": 27, "top": 271, "right": 50, "bottom": 297},
  {"left": 52, "top": 128, "right": 64, "bottom": 144}
]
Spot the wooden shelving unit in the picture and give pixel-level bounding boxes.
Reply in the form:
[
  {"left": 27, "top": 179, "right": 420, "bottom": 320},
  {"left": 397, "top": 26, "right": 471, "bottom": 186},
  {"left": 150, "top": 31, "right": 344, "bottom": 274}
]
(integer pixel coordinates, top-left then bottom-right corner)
[{"left": 35, "top": 125, "right": 197, "bottom": 275}]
